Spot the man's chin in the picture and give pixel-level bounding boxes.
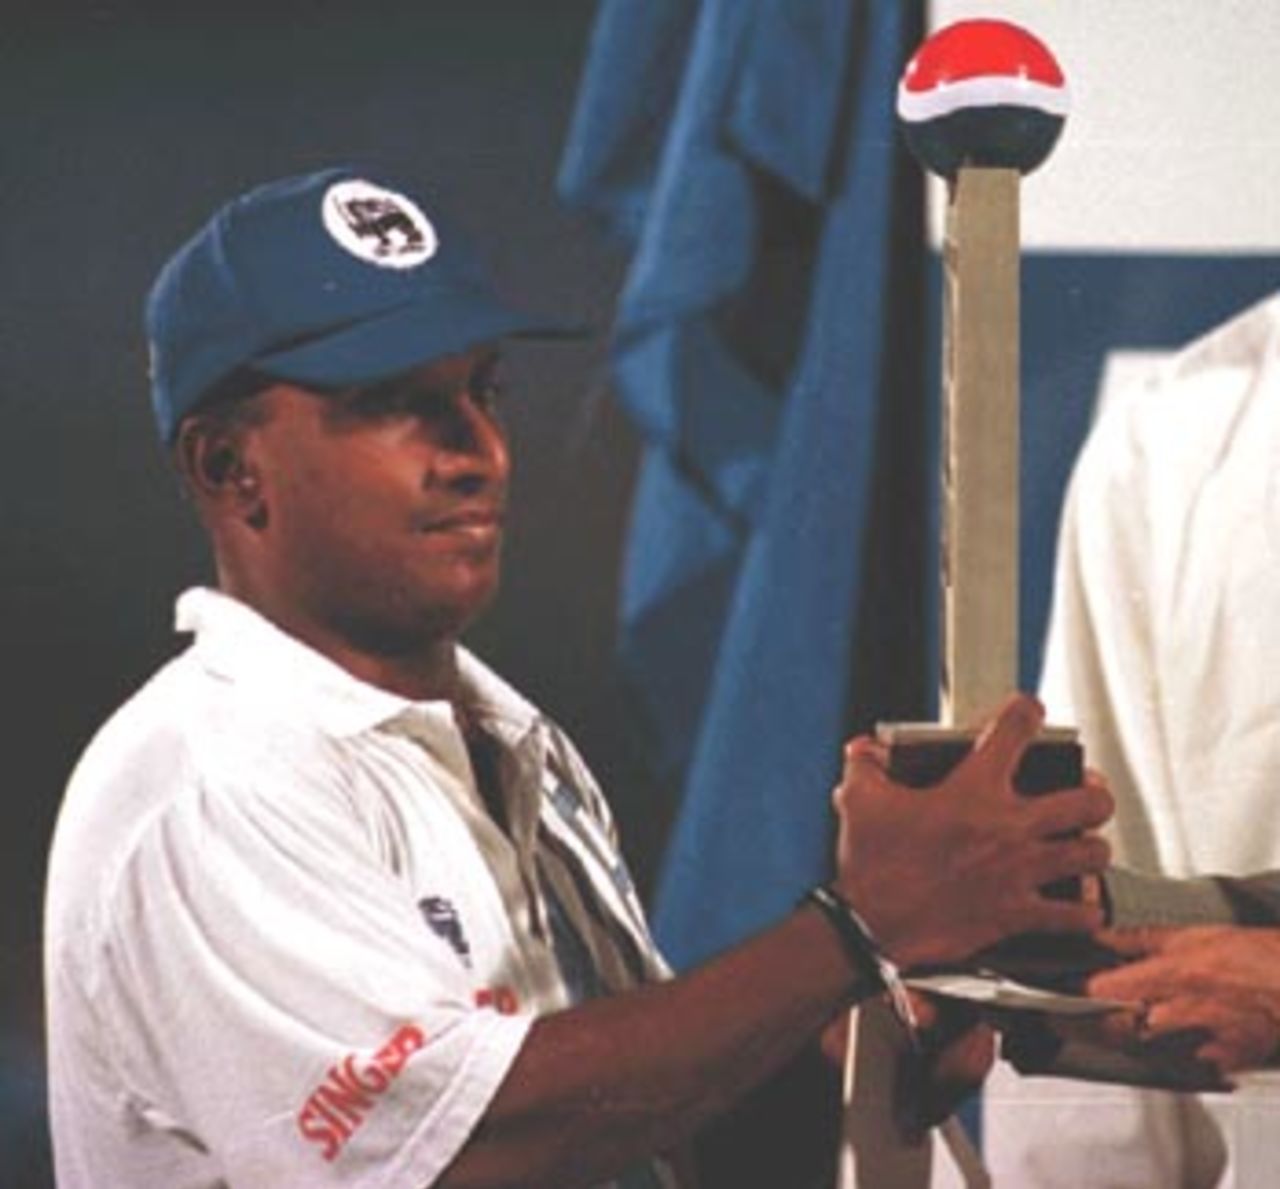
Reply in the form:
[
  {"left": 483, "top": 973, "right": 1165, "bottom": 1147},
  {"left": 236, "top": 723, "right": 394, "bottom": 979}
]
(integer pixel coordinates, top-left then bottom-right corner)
[{"left": 425, "top": 572, "right": 501, "bottom": 637}]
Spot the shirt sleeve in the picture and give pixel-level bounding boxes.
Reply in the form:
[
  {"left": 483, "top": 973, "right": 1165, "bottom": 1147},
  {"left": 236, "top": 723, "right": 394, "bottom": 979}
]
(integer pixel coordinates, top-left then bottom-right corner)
[
  {"left": 1103, "top": 867, "right": 1237, "bottom": 927},
  {"left": 97, "top": 750, "right": 530, "bottom": 1189},
  {"left": 1103, "top": 867, "right": 1280, "bottom": 928},
  {"left": 1037, "top": 373, "right": 1168, "bottom": 871}
]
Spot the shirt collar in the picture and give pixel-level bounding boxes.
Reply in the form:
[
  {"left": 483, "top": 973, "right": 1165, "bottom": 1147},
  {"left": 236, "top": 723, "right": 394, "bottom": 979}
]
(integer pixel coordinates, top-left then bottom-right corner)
[{"left": 175, "top": 587, "right": 542, "bottom": 746}]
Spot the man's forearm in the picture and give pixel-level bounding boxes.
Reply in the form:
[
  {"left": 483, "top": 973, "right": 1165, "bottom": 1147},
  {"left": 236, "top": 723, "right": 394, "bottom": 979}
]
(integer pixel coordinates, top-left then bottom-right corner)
[{"left": 439, "top": 905, "right": 866, "bottom": 1189}]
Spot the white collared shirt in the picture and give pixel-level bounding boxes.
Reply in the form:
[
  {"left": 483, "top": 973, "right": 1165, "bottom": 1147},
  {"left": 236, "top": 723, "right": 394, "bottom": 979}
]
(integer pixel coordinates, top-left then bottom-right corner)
[{"left": 45, "top": 588, "right": 669, "bottom": 1188}]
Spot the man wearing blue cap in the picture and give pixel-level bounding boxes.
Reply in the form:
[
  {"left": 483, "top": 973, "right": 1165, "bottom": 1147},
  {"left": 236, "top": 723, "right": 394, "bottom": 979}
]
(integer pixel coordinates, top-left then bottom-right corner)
[{"left": 43, "top": 167, "right": 1114, "bottom": 1188}]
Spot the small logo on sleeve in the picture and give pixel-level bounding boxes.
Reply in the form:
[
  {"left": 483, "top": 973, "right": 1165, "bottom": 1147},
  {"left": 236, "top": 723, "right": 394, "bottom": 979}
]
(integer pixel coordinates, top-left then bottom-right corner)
[
  {"left": 296, "top": 1024, "right": 426, "bottom": 1162},
  {"left": 418, "top": 895, "right": 473, "bottom": 968},
  {"left": 473, "top": 985, "right": 520, "bottom": 1014}
]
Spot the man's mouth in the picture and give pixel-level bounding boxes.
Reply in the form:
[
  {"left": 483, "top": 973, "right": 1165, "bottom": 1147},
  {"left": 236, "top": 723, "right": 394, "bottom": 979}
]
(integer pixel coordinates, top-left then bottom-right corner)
[{"left": 416, "top": 507, "right": 506, "bottom": 540}]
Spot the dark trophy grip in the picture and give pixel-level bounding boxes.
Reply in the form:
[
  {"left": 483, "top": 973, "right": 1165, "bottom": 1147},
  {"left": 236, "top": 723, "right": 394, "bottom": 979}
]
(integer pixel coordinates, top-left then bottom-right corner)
[{"left": 882, "top": 728, "right": 1118, "bottom": 991}]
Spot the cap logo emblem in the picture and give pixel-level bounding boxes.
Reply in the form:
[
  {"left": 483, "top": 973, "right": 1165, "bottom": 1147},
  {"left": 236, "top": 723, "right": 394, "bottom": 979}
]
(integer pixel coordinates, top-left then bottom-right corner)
[{"left": 321, "top": 179, "right": 438, "bottom": 270}]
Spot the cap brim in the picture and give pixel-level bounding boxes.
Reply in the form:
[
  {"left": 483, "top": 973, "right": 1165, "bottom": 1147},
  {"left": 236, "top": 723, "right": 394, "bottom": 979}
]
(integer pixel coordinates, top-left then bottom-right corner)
[{"left": 252, "top": 287, "right": 587, "bottom": 389}]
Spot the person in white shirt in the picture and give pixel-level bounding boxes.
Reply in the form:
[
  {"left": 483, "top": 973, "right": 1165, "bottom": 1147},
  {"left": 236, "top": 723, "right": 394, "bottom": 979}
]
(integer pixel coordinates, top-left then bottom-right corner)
[
  {"left": 44, "top": 166, "right": 1114, "bottom": 1188},
  {"left": 984, "top": 293, "right": 1280, "bottom": 1188}
]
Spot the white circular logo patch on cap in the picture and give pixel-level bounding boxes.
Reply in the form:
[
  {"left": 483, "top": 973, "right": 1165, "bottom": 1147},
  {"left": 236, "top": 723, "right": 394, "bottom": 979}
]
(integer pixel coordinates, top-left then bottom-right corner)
[{"left": 321, "top": 179, "right": 438, "bottom": 269}]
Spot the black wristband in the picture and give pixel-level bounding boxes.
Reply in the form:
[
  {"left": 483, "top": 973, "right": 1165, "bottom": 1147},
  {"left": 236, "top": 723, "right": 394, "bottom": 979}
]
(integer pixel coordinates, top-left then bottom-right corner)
[
  {"left": 802, "top": 885, "right": 920, "bottom": 1047},
  {"left": 804, "top": 885, "right": 885, "bottom": 990}
]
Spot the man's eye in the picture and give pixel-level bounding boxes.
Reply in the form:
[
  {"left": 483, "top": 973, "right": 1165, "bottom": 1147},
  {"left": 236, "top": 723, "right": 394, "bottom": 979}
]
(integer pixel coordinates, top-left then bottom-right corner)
[
  {"left": 344, "top": 381, "right": 408, "bottom": 414},
  {"left": 337, "top": 362, "right": 504, "bottom": 421},
  {"left": 349, "top": 384, "right": 445, "bottom": 417}
]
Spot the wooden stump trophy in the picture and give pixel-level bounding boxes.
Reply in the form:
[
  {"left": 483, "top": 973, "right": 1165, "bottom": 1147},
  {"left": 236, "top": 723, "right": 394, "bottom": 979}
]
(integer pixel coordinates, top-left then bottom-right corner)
[{"left": 839, "top": 21, "right": 1073, "bottom": 1188}]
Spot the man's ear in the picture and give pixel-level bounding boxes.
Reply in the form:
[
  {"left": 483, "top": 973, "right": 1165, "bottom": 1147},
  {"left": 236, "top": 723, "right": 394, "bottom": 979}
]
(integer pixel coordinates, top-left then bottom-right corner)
[{"left": 176, "top": 418, "right": 266, "bottom": 527}]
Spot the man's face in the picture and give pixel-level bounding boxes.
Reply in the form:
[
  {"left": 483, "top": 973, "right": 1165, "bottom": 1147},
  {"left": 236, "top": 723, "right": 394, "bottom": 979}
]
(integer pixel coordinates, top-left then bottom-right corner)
[{"left": 241, "top": 344, "right": 512, "bottom": 657}]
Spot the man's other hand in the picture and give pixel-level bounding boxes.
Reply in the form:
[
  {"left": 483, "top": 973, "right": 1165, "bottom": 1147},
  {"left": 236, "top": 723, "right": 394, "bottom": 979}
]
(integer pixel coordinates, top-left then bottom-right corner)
[{"left": 1088, "top": 926, "right": 1280, "bottom": 1075}]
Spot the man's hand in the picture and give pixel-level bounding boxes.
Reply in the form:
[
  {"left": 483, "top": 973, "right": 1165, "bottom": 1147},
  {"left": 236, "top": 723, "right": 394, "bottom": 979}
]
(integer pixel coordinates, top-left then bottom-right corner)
[
  {"left": 832, "top": 694, "right": 1113, "bottom": 970},
  {"left": 1087, "top": 926, "right": 1280, "bottom": 1075}
]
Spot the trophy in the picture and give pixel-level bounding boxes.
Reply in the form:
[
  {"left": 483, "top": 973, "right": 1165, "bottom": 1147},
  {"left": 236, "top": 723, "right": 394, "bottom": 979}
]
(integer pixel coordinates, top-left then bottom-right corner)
[
  {"left": 891, "top": 23, "right": 1226, "bottom": 1089},
  {"left": 841, "top": 21, "right": 1081, "bottom": 1188}
]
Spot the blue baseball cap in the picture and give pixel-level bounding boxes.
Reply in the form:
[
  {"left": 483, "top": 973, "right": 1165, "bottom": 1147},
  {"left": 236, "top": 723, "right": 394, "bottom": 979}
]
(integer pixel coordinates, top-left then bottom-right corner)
[{"left": 146, "top": 166, "right": 574, "bottom": 442}]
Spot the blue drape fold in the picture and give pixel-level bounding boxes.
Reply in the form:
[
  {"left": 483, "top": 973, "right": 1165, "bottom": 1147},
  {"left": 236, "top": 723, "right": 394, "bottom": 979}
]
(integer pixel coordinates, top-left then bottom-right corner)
[{"left": 560, "top": 0, "right": 925, "bottom": 968}]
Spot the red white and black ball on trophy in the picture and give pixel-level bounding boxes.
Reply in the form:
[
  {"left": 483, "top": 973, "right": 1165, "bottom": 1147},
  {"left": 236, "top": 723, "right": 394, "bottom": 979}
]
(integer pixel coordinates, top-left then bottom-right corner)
[{"left": 897, "top": 19, "right": 1069, "bottom": 180}]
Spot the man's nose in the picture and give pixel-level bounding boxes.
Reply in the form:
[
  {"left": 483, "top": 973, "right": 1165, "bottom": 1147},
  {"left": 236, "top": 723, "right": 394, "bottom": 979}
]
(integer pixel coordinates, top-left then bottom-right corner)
[{"left": 433, "top": 397, "right": 510, "bottom": 485}]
